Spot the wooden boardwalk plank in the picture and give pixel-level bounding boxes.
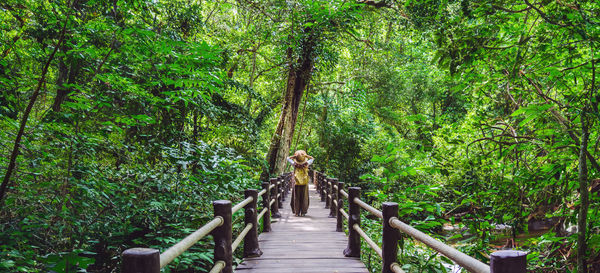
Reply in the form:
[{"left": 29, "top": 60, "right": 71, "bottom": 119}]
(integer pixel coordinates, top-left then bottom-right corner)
[{"left": 235, "top": 184, "right": 369, "bottom": 273}]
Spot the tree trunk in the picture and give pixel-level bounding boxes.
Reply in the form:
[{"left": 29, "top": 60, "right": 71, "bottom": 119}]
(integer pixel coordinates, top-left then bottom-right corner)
[
  {"left": 53, "top": 49, "right": 69, "bottom": 112},
  {"left": 0, "top": 17, "right": 69, "bottom": 210},
  {"left": 262, "top": 31, "right": 315, "bottom": 180},
  {"left": 52, "top": 38, "right": 81, "bottom": 112}
]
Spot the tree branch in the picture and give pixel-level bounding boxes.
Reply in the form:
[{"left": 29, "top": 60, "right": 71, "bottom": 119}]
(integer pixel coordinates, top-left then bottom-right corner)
[
  {"left": 343, "top": 29, "right": 375, "bottom": 50},
  {"left": 492, "top": 5, "right": 532, "bottom": 14},
  {"left": 520, "top": 72, "right": 600, "bottom": 173},
  {"left": 523, "top": 0, "right": 573, "bottom": 27}
]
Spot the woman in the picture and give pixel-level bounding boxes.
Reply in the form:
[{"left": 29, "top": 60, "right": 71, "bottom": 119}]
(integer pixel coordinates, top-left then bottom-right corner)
[{"left": 287, "top": 150, "right": 314, "bottom": 216}]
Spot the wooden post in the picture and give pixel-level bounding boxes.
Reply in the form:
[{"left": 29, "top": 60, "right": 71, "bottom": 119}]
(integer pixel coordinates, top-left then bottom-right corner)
[
  {"left": 315, "top": 172, "right": 321, "bottom": 191},
  {"left": 285, "top": 174, "right": 289, "bottom": 198},
  {"left": 320, "top": 175, "right": 326, "bottom": 202},
  {"left": 288, "top": 172, "right": 293, "bottom": 193},
  {"left": 261, "top": 182, "right": 271, "bottom": 232},
  {"left": 490, "top": 250, "right": 527, "bottom": 273},
  {"left": 344, "top": 187, "right": 361, "bottom": 258},
  {"left": 283, "top": 174, "right": 289, "bottom": 199},
  {"left": 329, "top": 179, "right": 338, "bottom": 218},
  {"left": 335, "top": 179, "right": 342, "bottom": 204},
  {"left": 336, "top": 182, "right": 344, "bottom": 232},
  {"left": 277, "top": 177, "right": 283, "bottom": 209},
  {"left": 213, "top": 200, "right": 233, "bottom": 273},
  {"left": 279, "top": 176, "right": 286, "bottom": 202},
  {"left": 243, "top": 189, "right": 262, "bottom": 258},
  {"left": 122, "top": 248, "right": 160, "bottom": 273},
  {"left": 270, "top": 178, "right": 281, "bottom": 218},
  {"left": 325, "top": 178, "right": 331, "bottom": 209},
  {"left": 382, "top": 202, "right": 399, "bottom": 273},
  {"left": 283, "top": 173, "right": 288, "bottom": 196}
]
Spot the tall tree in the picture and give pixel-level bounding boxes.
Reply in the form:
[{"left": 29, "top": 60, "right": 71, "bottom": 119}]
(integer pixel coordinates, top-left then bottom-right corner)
[{"left": 262, "top": 0, "right": 369, "bottom": 178}]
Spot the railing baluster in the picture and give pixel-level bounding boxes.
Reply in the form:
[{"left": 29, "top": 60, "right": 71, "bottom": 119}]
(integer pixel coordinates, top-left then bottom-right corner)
[
  {"left": 325, "top": 178, "right": 331, "bottom": 209},
  {"left": 315, "top": 172, "right": 321, "bottom": 192},
  {"left": 490, "top": 250, "right": 527, "bottom": 273},
  {"left": 270, "top": 178, "right": 281, "bottom": 218},
  {"left": 382, "top": 202, "right": 399, "bottom": 273},
  {"left": 288, "top": 173, "right": 292, "bottom": 193},
  {"left": 329, "top": 179, "right": 338, "bottom": 218},
  {"left": 243, "top": 189, "right": 262, "bottom": 258},
  {"left": 282, "top": 174, "right": 288, "bottom": 200},
  {"left": 320, "top": 174, "right": 326, "bottom": 202},
  {"left": 279, "top": 176, "right": 285, "bottom": 202},
  {"left": 336, "top": 180, "right": 342, "bottom": 204},
  {"left": 278, "top": 177, "right": 284, "bottom": 208},
  {"left": 288, "top": 173, "right": 292, "bottom": 194},
  {"left": 288, "top": 172, "right": 293, "bottom": 194},
  {"left": 122, "top": 248, "right": 160, "bottom": 273},
  {"left": 344, "top": 187, "right": 361, "bottom": 257},
  {"left": 261, "top": 182, "right": 271, "bottom": 232},
  {"left": 213, "top": 200, "right": 233, "bottom": 273},
  {"left": 336, "top": 182, "right": 344, "bottom": 232}
]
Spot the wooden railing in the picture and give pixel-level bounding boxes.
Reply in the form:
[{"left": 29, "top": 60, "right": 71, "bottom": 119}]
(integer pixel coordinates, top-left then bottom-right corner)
[
  {"left": 121, "top": 173, "right": 292, "bottom": 273},
  {"left": 314, "top": 171, "right": 528, "bottom": 273}
]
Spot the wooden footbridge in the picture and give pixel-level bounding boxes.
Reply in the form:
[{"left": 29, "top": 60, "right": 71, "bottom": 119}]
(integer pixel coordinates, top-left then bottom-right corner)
[
  {"left": 235, "top": 183, "right": 368, "bottom": 273},
  {"left": 121, "top": 172, "right": 527, "bottom": 273}
]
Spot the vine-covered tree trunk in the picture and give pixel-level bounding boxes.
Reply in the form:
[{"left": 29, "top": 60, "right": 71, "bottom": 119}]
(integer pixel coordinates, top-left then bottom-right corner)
[{"left": 262, "top": 31, "right": 315, "bottom": 180}]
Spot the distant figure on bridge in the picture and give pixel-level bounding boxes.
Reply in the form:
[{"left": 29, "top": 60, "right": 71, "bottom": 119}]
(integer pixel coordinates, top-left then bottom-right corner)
[{"left": 287, "top": 150, "right": 314, "bottom": 216}]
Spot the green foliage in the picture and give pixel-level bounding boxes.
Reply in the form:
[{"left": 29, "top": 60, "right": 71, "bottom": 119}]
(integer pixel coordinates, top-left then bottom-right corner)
[
  {"left": 1, "top": 0, "right": 599, "bottom": 272},
  {"left": 0, "top": 0, "right": 266, "bottom": 271}
]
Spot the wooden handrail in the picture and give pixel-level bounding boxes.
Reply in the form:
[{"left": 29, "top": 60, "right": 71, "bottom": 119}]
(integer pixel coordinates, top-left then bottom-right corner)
[
  {"left": 232, "top": 196, "right": 253, "bottom": 214},
  {"left": 353, "top": 223, "right": 382, "bottom": 258},
  {"left": 121, "top": 172, "right": 293, "bottom": 273},
  {"left": 353, "top": 197, "right": 383, "bottom": 219},
  {"left": 159, "top": 216, "right": 224, "bottom": 268},
  {"left": 340, "top": 189, "right": 348, "bottom": 198},
  {"left": 258, "top": 188, "right": 267, "bottom": 197},
  {"left": 315, "top": 171, "right": 528, "bottom": 273},
  {"left": 389, "top": 217, "right": 490, "bottom": 273},
  {"left": 390, "top": 262, "right": 406, "bottom": 273},
  {"left": 208, "top": 260, "right": 226, "bottom": 273},
  {"left": 257, "top": 207, "right": 268, "bottom": 220},
  {"left": 340, "top": 208, "right": 349, "bottom": 219},
  {"left": 232, "top": 223, "right": 253, "bottom": 252}
]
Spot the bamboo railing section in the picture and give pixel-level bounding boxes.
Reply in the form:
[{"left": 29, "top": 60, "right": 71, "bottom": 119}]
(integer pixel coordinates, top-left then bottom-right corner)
[
  {"left": 121, "top": 173, "right": 292, "bottom": 273},
  {"left": 314, "top": 171, "right": 528, "bottom": 273}
]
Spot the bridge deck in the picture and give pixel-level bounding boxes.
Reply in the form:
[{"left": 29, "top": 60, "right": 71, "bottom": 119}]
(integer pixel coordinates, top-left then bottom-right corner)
[{"left": 235, "top": 184, "right": 369, "bottom": 273}]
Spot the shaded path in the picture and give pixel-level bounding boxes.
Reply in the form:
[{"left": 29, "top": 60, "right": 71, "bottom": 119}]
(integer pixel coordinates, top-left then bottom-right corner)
[{"left": 235, "top": 184, "right": 369, "bottom": 273}]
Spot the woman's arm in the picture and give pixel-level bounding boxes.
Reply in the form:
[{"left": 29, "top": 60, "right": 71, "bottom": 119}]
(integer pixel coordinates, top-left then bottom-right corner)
[
  {"left": 287, "top": 157, "right": 295, "bottom": 166},
  {"left": 307, "top": 158, "right": 314, "bottom": 165}
]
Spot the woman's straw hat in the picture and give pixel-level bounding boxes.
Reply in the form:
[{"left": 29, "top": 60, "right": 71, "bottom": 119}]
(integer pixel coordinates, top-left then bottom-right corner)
[{"left": 292, "top": 150, "right": 308, "bottom": 164}]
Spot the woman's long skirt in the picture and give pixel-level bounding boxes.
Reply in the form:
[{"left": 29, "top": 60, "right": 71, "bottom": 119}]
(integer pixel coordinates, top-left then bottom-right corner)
[{"left": 291, "top": 184, "right": 309, "bottom": 216}]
